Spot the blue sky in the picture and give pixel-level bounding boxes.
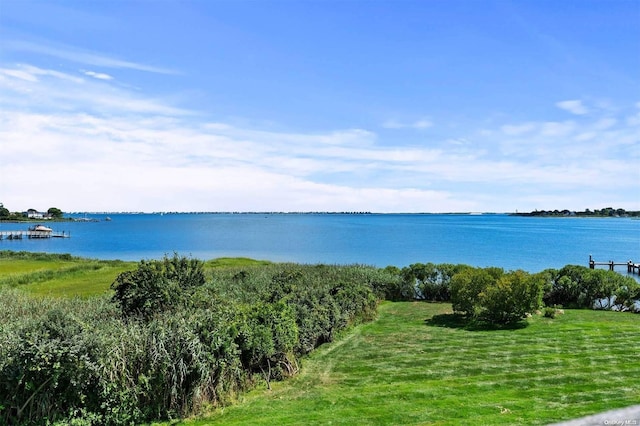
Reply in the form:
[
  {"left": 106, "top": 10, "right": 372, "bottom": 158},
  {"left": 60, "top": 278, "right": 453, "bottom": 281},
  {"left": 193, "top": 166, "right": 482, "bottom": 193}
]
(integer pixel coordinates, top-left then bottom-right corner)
[{"left": 1, "top": 0, "right": 639, "bottom": 212}]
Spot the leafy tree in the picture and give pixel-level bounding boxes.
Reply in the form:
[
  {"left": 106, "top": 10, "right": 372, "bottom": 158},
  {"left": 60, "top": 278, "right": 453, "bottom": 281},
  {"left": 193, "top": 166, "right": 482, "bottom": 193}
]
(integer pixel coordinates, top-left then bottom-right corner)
[
  {"left": 613, "top": 279, "right": 640, "bottom": 312},
  {"left": 0, "top": 203, "right": 9, "bottom": 218},
  {"left": 47, "top": 207, "right": 63, "bottom": 218}
]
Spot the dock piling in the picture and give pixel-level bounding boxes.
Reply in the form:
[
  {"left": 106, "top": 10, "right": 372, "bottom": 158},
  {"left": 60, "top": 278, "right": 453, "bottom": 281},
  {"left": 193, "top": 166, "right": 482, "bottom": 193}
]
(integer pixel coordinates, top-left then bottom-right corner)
[{"left": 589, "top": 256, "right": 640, "bottom": 276}]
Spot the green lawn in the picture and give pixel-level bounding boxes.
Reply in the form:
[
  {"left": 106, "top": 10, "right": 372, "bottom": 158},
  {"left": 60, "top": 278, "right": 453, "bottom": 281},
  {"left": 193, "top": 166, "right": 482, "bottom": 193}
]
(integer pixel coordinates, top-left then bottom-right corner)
[{"left": 188, "top": 302, "right": 640, "bottom": 425}]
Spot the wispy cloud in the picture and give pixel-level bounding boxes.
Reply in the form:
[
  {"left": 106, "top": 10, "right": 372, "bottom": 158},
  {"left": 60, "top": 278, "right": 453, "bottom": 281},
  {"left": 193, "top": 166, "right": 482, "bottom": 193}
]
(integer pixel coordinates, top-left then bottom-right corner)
[
  {"left": 3, "top": 40, "right": 178, "bottom": 74},
  {"left": 83, "top": 70, "right": 113, "bottom": 80},
  {"left": 0, "top": 64, "right": 188, "bottom": 116}
]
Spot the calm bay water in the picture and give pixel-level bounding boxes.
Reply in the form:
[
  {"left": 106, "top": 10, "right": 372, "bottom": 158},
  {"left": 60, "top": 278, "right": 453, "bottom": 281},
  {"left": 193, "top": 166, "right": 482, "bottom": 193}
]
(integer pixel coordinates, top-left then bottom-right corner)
[{"left": 1, "top": 213, "right": 639, "bottom": 272}]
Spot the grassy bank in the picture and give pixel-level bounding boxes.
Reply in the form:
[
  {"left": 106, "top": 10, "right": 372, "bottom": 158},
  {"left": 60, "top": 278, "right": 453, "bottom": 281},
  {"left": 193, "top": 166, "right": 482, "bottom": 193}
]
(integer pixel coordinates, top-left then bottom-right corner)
[
  {"left": 0, "top": 252, "right": 272, "bottom": 298},
  {"left": 0, "top": 251, "right": 136, "bottom": 297},
  {"left": 194, "top": 302, "right": 640, "bottom": 425}
]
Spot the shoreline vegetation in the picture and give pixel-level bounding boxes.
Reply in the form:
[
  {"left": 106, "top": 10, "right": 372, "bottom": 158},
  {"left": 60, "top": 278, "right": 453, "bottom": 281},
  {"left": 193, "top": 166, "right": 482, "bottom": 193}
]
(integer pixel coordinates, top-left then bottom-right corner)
[
  {"left": 2, "top": 202, "right": 639, "bottom": 219},
  {"left": 511, "top": 207, "right": 640, "bottom": 217},
  {"left": 1, "top": 250, "right": 639, "bottom": 425}
]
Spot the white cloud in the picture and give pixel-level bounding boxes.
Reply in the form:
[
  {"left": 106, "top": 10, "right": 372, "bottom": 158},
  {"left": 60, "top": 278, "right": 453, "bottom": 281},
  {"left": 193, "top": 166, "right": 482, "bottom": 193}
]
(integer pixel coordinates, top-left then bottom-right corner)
[
  {"left": 556, "top": 99, "right": 589, "bottom": 115},
  {"left": 1, "top": 61, "right": 639, "bottom": 213},
  {"left": 83, "top": 70, "right": 113, "bottom": 80}
]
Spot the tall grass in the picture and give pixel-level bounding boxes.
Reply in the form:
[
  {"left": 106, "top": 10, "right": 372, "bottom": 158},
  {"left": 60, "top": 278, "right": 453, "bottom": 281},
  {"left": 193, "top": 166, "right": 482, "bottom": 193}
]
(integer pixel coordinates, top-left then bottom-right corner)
[
  {"left": 0, "top": 251, "right": 135, "bottom": 297},
  {"left": 0, "top": 259, "right": 392, "bottom": 425}
]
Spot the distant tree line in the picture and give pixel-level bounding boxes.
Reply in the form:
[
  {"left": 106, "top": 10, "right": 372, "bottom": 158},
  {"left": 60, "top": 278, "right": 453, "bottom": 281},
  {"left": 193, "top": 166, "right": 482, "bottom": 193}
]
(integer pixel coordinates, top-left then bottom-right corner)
[
  {"left": 0, "top": 203, "right": 64, "bottom": 220},
  {"left": 513, "top": 207, "right": 639, "bottom": 217},
  {"left": 1, "top": 255, "right": 638, "bottom": 425}
]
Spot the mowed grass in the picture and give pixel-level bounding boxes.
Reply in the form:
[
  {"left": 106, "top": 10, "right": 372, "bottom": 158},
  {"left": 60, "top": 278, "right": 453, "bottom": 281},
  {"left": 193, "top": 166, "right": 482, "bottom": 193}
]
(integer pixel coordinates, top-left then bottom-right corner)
[{"left": 191, "top": 302, "right": 640, "bottom": 425}]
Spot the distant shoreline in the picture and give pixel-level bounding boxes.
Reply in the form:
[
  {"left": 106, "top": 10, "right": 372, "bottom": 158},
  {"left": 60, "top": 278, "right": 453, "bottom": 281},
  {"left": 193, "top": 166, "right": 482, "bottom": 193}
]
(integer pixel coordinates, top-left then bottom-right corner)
[
  {"left": 4, "top": 209, "right": 638, "bottom": 220},
  {"left": 510, "top": 208, "right": 639, "bottom": 218}
]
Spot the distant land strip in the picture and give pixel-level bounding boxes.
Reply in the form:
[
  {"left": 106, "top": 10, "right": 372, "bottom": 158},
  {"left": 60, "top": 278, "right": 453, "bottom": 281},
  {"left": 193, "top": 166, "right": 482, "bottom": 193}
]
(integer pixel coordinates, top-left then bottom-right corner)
[{"left": 511, "top": 207, "right": 639, "bottom": 217}]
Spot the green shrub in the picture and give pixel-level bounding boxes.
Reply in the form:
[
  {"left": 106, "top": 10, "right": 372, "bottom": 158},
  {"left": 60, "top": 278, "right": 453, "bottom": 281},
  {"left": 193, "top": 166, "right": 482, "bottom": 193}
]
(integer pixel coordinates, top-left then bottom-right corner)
[
  {"left": 236, "top": 301, "right": 298, "bottom": 381},
  {"left": 111, "top": 254, "right": 206, "bottom": 319},
  {"left": 375, "top": 266, "right": 413, "bottom": 301},
  {"left": 0, "top": 306, "right": 103, "bottom": 425},
  {"left": 400, "top": 263, "right": 471, "bottom": 301},
  {"left": 543, "top": 265, "right": 640, "bottom": 310},
  {"left": 451, "top": 268, "right": 544, "bottom": 324},
  {"left": 450, "top": 267, "right": 496, "bottom": 316},
  {"left": 477, "top": 270, "right": 544, "bottom": 324}
]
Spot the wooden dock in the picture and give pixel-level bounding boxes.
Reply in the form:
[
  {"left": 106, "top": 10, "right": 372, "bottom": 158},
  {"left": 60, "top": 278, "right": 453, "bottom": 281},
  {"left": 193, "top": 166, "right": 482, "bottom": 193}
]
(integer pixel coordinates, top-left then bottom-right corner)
[
  {"left": 589, "top": 255, "right": 640, "bottom": 275},
  {"left": 0, "top": 230, "right": 70, "bottom": 240}
]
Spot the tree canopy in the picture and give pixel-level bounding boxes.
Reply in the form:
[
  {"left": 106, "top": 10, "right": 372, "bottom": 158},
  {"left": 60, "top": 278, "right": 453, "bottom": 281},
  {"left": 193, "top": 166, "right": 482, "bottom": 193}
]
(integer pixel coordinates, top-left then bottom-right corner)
[{"left": 47, "top": 207, "right": 64, "bottom": 218}]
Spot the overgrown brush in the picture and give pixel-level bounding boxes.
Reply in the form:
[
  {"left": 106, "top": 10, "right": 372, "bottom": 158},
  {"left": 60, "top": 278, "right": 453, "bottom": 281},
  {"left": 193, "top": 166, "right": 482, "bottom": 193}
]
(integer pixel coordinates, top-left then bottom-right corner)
[{"left": 0, "top": 256, "right": 395, "bottom": 425}]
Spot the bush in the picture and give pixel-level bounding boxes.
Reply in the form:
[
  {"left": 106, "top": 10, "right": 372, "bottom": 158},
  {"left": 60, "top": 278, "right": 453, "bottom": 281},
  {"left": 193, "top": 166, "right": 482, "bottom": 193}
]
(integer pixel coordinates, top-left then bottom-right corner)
[
  {"left": 111, "top": 254, "right": 206, "bottom": 319},
  {"left": 450, "top": 267, "right": 497, "bottom": 316},
  {"left": 376, "top": 266, "right": 414, "bottom": 301},
  {"left": 451, "top": 268, "right": 544, "bottom": 324},
  {"left": 0, "top": 309, "right": 102, "bottom": 425},
  {"left": 543, "top": 265, "right": 640, "bottom": 310},
  {"left": 398, "top": 263, "right": 472, "bottom": 301},
  {"left": 236, "top": 301, "right": 298, "bottom": 381}
]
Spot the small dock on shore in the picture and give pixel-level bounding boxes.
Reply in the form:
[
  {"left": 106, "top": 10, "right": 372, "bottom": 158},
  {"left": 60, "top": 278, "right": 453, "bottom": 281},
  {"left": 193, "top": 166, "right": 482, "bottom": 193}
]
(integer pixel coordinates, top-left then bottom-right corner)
[
  {"left": 589, "top": 255, "right": 640, "bottom": 275},
  {"left": 0, "top": 230, "right": 70, "bottom": 240}
]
